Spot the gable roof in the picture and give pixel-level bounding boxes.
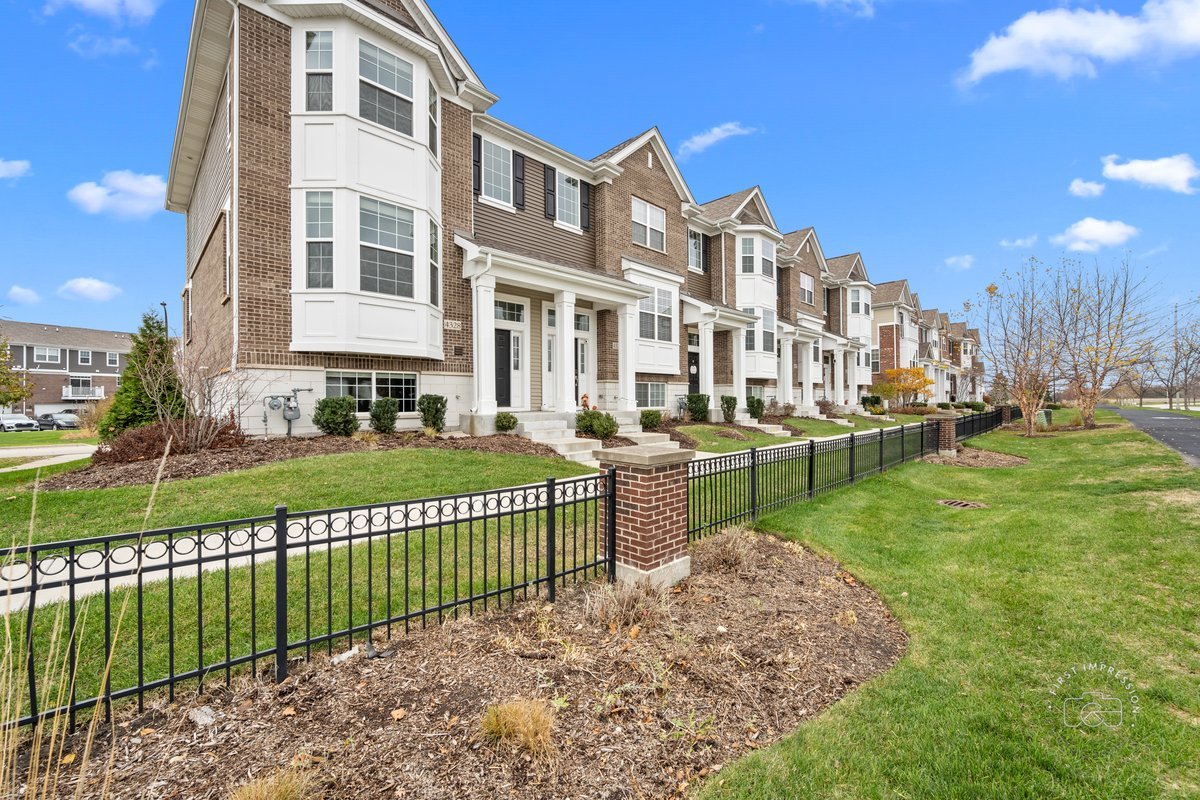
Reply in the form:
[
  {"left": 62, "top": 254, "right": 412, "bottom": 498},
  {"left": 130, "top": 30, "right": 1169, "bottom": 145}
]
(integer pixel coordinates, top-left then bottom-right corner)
[
  {"left": 0, "top": 320, "right": 133, "bottom": 351},
  {"left": 921, "top": 308, "right": 941, "bottom": 327},
  {"left": 910, "top": 292, "right": 923, "bottom": 314},
  {"left": 873, "top": 279, "right": 910, "bottom": 306},
  {"left": 698, "top": 186, "right": 778, "bottom": 230},
  {"left": 827, "top": 253, "right": 869, "bottom": 283},
  {"left": 781, "top": 227, "right": 814, "bottom": 256},
  {"left": 782, "top": 227, "right": 829, "bottom": 275},
  {"left": 592, "top": 127, "right": 695, "bottom": 205},
  {"left": 949, "top": 322, "right": 969, "bottom": 338}
]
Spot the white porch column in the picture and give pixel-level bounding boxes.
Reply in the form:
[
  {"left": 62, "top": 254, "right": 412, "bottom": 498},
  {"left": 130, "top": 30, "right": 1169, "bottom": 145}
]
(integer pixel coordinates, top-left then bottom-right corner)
[
  {"left": 778, "top": 338, "right": 794, "bottom": 406},
  {"left": 555, "top": 291, "right": 577, "bottom": 413},
  {"left": 733, "top": 327, "right": 748, "bottom": 412},
  {"left": 617, "top": 303, "right": 637, "bottom": 413},
  {"left": 699, "top": 320, "right": 716, "bottom": 416},
  {"left": 833, "top": 348, "right": 846, "bottom": 406},
  {"left": 799, "top": 340, "right": 813, "bottom": 406},
  {"left": 472, "top": 275, "right": 497, "bottom": 415}
]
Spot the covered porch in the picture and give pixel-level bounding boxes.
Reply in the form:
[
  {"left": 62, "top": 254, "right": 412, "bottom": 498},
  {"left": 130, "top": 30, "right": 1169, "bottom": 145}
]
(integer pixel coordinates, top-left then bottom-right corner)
[{"left": 682, "top": 295, "right": 757, "bottom": 421}]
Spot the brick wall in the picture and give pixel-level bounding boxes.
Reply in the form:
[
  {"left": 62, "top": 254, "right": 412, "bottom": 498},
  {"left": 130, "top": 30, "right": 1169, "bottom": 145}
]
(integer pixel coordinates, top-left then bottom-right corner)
[
  {"left": 714, "top": 330, "right": 732, "bottom": 385},
  {"left": 598, "top": 460, "right": 690, "bottom": 573},
  {"left": 596, "top": 142, "right": 687, "bottom": 279},
  {"left": 876, "top": 324, "right": 897, "bottom": 382},
  {"left": 189, "top": 214, "right": 234, "bottom": 358},
  {"left": 826, "top": 286, "right": 845, "bottom": 336}
]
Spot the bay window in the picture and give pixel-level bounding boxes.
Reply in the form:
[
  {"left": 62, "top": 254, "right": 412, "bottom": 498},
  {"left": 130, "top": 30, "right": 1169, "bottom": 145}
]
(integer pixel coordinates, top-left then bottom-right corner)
[
  {"left": 638, "top": 286, "right": 674, "bottom": 342},
  {"left": 761, "top": 309, "right": 776, "bottom": 352},
  {"left": 359, "top": 40, "right": 413, "bottom": 136},
  {"left": 429, "top": 219, "right": 440, "bottom": 306},
  {"left": 740, "top": 237, "right": 775, "bottom": 278},
  {"left": 305, "top": 31, "right": 333, "bottom": 112},
  {"left": 743, "top": 308, "right": 756, "bottom": 351},
  {"left": 359, "top": 197, "right": 414, "bottom": 298},
  {"left": 761, "top": 239, "right": 775, "bottom": 278},
  {"left": 632, "top": 198, "right": 665, "bottom": 251},
  {"left": 427, "top": 80, "right": 439, "bottom": 156},
  {"left": 871, "top": 349, "right": 880, "bottom": 373},
  {"left": 306, "top": 191, "right": 334, "bottom": 289},
  {"left": 741, "top": 237, "right": 754, "bottom": 273}
]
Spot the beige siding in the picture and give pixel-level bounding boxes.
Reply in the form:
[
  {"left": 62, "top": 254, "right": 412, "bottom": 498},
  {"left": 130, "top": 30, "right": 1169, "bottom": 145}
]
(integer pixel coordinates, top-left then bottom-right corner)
[{"left": 187, "top": 78, "right": 230, "bottom": 275}]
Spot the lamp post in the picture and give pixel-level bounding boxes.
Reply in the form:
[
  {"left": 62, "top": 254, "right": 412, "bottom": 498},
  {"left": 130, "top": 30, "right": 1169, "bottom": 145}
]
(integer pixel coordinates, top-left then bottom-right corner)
[{"left": 160, "top": 301, "right": 169, "bottom": 338}]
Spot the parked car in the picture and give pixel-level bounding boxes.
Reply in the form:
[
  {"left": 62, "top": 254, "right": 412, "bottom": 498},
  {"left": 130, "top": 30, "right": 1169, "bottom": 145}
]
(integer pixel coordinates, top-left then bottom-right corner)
[
  {"left": 0, "top": 414, "right": 38, "bottom": 432},
  {"left": 37, "top": 413, "right": 81, "bottom": 430}
]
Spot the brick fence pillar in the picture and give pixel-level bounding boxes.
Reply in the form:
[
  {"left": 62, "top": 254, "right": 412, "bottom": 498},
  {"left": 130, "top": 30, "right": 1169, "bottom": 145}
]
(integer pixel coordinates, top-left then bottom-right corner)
[
  {"left": 597, "top": 445, "right": 696, "bottom": 587},
  {"left": 933, "top": 412, "right": 958, "bottom": 458},
  {"left": 1001, "top": 405, "right": 1013, "bottom": 425}
]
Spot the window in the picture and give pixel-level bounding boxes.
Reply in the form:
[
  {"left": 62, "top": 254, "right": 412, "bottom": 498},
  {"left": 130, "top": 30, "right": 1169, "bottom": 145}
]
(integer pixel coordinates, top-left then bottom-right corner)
[
  {"left": 376, "top": 373, "right": 417, "bottom": 412},
  {"left": 632, "top": 198, "right": 665, "bottom": 251},
  {"left": 742, "top": 308, "right": 756, "bottom": 351},
  {"left": 428, "top": 219, "right": 441, "bottom": 306},
  {"left": 635, "top": 382, "right": 666, "bottom": 408},
  {"left": 864, "top": 295, "right": 871, "bottom": 315},
  {"left": 556, "top": 172, "right": 581, "bottom": 228},
  {"left": 871, "top": 348, "right": 880, "bottom": 373},
  {"left": 107, "top": 352, "right": 118, "bottom": 367},
  {"left": 359, "top": 40, "right": 413, "bottom": 135},
  {"left": 638, "top": 287, "right": 673, "bottom": 342},
  {"left": 305, "top": 31, "right": 333, "bottom": 112},
  {"left": 494, "top": 300, "right": 524, "bottom": 322},
  {"left": 427, "top": 80, "right": 439, "bottom": 156},
  {"left": 34, "top": 347, "right": 59, "bottom": 363},
  {"left": 812, "top": 341, "right": 821, "bottom": 363},
  {"left": 687, "top": 331, "right": 700, "bottom": 348},
  {"left": 306, "top": 191, "right": 334, "bottom": 289},
  {"left": 761, "top": 309, "right": 776, "bottom": 352},
  {"left": 78, "top": 350, "right": 91, "bottom": 365},
  {"left": 326, "top": 371, "right": 373, "bottom": 413},
  {"left": 687, "top": 229, "right": 704, "bottom": 272},
  {"left": 799, "top": 273, "right": 815, "bottom": 305},
  {"left": 898, "top": 311, "right": 905, "bottom": 327},
  {"left": 760, "top": 239, "right": 775, "bottom": 279},
  {"left": 851, "top": 289, "right": 861, "bottom": 315},
  {"left": 747, "top": 384, "right": 765, "bottom": 401},
  {"left": 546, "top": 308, "right": 556, "bottom": 327},
  {"left": 481, "top": 139, "right": 512, "bottom": 204},
  {"left": 359, "top": 197, "right": 414, "bottom": 297},
  {"left": 574, "top": 313, "right": 590, "bottom": 332},
  {"left": 741, "top": 237, "right": 754, "bottom": 273}
]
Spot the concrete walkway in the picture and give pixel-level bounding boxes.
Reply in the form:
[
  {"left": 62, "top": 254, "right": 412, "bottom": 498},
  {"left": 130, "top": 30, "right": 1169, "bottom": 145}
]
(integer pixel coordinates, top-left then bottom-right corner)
[
  {"left": 1109, "top": 406, "right": 1200, "bottom": 468},
  {"left": 0, "top": 443, "right": 95, "bottom": 474}
]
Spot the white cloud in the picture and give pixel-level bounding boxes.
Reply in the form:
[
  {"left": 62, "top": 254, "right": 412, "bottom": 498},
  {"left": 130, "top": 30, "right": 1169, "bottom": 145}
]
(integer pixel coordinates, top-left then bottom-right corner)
[
  {"left": 1051, "top": 217, "right": 1140, "bottom": 252},
  {"left": 1138, "top": 242, "right": 1170, "bottom": 259},
  {"left": 945, "top": 255, "right": 976, "bottom": 271},
  {"left": 69, "top": 33, "right": 138, "bottom": 58},
  {"left": 43, "top": 0, "right": 162, "bottom": 24},
  {"left": 6, "top": 286, "right": 41, "bottom": 305},
  {"left": 785, "top": 0, "right": 877, "bottom": 18},
  {"left": 57, "top": 278, "right": 123, "bottom": 302},
  {"left": 960, "top": 0, "right": 1200, "bottom": 85},
  {"left": 0, "top": 158, "right": 32, "bottom": 180},
  {"left": 1000, "top": 235, "right": 1038, "bottom": 249},
  {"left": 1101, "top": 153, "right": 1199, "bottom": 194},
  {"left": 67, "top": 170, "right": 165, "bottom": 219},
  {"left": 1069, "top": 178, "right": 1106, "bottom": 197},
  {"left": 677, "top": 122, "right": 758, "bottom": 160}
]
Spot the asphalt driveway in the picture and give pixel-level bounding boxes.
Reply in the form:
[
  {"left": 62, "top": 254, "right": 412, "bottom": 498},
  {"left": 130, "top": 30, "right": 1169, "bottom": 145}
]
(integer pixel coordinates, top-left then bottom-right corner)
[{"left": 1109, "top": 406, "right": 1200, "bottom": 467}]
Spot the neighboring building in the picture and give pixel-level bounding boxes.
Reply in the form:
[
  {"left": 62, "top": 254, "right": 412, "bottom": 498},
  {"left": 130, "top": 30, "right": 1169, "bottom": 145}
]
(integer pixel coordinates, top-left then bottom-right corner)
[
  {"left": 0, "top": 320, "right": 131, "bottom": 416},
  {"left": 871, "top": 279, "right": 921, "bottom": 381},
  {"left": 165, "top": 0, "right": 975, "bottom": 438}
]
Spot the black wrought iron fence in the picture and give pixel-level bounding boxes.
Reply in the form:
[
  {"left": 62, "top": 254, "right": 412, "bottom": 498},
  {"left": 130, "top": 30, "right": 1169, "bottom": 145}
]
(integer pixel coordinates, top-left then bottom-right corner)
[
  {"left": 0, "top": 471, "right": 615, "bottom": 729},
  {"left": 688, "top": 411, "right": 1007, "bottom": 540}
]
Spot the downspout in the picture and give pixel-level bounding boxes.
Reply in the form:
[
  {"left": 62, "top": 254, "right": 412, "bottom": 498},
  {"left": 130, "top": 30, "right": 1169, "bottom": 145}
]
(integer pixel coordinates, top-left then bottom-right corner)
[
  {"left": 719, "top": 230, "right": 727, "bottom": 306},
  {"left": 223, "top": 0, "right": 241, "bottom": 372}
]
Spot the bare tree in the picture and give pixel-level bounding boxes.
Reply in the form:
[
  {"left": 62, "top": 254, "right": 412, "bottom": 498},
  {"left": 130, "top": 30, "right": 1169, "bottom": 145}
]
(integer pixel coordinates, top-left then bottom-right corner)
[
  {"left": 980, "top": 260, "right": 1060, "bottom": 437},
  {"left": 1148, "top": 315, "right": 1199, "bottom": 410},
  {"left": 1051, "top": 259, "right": 1154, "bottom": 429}
]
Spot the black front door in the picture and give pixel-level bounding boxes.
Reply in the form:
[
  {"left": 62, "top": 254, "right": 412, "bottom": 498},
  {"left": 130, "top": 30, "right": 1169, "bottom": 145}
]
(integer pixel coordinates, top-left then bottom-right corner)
[
  {"left": 687, "top": 351, "right": 701, "bottom": 395},
  {"left": 495, "top": 330, "right": 512, "bottom": 407}
]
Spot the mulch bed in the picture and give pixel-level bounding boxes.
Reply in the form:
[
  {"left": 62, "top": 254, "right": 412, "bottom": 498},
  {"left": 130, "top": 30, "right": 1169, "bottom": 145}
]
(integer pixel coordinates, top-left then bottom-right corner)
[
  {"left": 44, "top": 530, "right": 906, "bottom": 799},
  {"left": 922, "top": 446, "right": 1028, "bottom": 468},
  {"left": 40, "top": 434, "right": 562, "bottom": 492}
]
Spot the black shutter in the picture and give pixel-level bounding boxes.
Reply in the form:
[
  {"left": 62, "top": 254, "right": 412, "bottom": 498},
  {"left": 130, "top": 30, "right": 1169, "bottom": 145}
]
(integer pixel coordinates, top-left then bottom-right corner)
[
  {"left": 513, "top": 152, "right": 526, "bottom": 210},
  {"left": 544, "top": 164, "right": 556, "bottom": 220},
  {"left": 701, "top": 234, "right": 710, "bottom": 273},
  {"left": 580, "top": 182, "right": 591, "bottom": 230},
  {"left": 471, "top": 134, "right": 481, "bottom": 195}
]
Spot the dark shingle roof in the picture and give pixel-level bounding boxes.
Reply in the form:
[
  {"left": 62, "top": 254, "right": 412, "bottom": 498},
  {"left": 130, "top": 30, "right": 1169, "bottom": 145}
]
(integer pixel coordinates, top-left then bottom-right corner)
[
  {"left": 0, "top": 320, "right": 132, "bottom": 351},
  {"left": 592, "top": 127, "right": 655, "bottom": 162},
  {"left": 921, "top": 309, "right": 941, "bottom": 326},
  {"left": 873, "top": 279, "right": 908, "bottom": 305},
  {"left": 949, "top": 322, "right": 969, "bottom": 338},
  {"left": 698, "top": 187, "right": 758, "bottom": 221},
  {"left": 826, "top": 253, "right": 862, "bottom": 280},
  {"left": 781, "top": 227, "right": 814, "bottom": 256}
]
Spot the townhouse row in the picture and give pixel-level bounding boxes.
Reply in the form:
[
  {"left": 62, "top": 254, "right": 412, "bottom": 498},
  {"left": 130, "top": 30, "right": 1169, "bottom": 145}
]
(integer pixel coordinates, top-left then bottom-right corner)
[
  {"left": 166, "top": 0, "right": 983, "bottom": 438},
  {"left": 0, "top": 321, "right": 131, "bottom": 416}
]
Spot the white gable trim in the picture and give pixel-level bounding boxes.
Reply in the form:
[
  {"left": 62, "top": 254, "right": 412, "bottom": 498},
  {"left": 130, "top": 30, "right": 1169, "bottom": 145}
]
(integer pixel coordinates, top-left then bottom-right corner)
[{"left": 596, "top": 128, "right": 695, "bottom": 205}]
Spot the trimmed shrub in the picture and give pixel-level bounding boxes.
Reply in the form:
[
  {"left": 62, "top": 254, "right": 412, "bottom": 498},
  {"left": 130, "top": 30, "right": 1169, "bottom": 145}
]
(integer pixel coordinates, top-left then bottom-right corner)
[
  {"left": 782, "top": 403, "right": 796, "bottom": 417},
  {"left": 686, "top": 393, "right": 710, "bottom": 422},
  {"left": 747, "top": 396, "right": 765, "bottom": 420},
  {"left": 910, "top": 401, "right": 928, "bottom": 407},
  {"left": 313, "top": 396, "right": 359, "bottom": 436},
  {"left": 495, "top": 411, "right": 518, "bottom": 432},
  {"left": 369, "top": 397, "right": 399, "bottom": 434},
  {"left": 892, "top": 404, "right": 938, "bottom": 416},
  {"left": 965, "top": 401, "right": 986, "bottom": 412},
  {"left": 720, "top": 395, "right": 737, "bottom": 423},
  {"left": 936, "top": 402, "right": 952, "bottom": 410},
  {"left": 860, "top": 395, "right": 882, "bottom": 408},
  {"left": 577, "top": 409, "right": 618, "bottom": 440},
  {"left": 816, "top": 398, "right": 838, "bottom": 419},
  {"left": 639, "top": 409, "right": 662, "bottom": 430},
  {"left": 417, "top": 394, "right": 447, "bottom": 433}
]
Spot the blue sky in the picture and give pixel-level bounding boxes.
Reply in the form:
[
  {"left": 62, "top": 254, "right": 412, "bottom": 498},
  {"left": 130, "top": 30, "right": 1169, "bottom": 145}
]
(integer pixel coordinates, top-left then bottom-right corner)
[{"left": 1, "top": 0, "right": 1198, "bottom": 334}]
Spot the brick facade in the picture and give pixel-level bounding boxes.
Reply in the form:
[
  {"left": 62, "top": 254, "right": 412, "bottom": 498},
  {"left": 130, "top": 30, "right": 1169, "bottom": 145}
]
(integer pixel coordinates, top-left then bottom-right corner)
[
  {"left": 875, "top": 323, "right": 897, "bottom": 382},
  {"left": 598, "top": 447, "right": 693, "bottom": 584},
  {"left": 189, "top": 213, "right": 233, "bottom": 357}
]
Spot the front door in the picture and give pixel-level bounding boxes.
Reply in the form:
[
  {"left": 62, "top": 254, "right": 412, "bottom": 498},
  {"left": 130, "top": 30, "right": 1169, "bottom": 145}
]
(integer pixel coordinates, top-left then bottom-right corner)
[
  {"left": 687, "top": 351, "right": 701, "bottom": 395},
  {"left": 495, "top": 329, "right": 512, "bottom": 407}
]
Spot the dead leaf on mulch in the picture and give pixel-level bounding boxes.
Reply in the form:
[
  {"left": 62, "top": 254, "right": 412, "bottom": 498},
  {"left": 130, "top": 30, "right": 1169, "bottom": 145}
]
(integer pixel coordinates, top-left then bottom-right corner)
[{"left": 922, "top": 447, "right": 1028, "bottom": 468}]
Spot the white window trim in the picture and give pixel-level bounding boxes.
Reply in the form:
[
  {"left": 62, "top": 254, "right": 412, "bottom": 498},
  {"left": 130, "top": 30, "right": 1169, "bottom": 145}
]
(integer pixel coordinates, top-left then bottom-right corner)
[
  {"left": 687, "top": 228, "right": 704, "bottom": 273},
  {"left": 357, "top": 38, "right": 416, "bottom": 140},
  {"left": 359, "top": 194, "right": 416, "bottom": 299},
  {"left": 480, "top": 137, "right": 514, "bottom": 208},
  {"left": 303, "top": 30, "right": 334, "bottom": 114},
  {"left": 106, "top": 352, "right": 119, "bottom": 367},
  {"left": 305, "top": 190, "right": 334, "bottom": 290},
  {"left": 635, "top": 381, "right": 668, "bottom": 409},
  {"left": 554, "top": 169, "right": 582, "bottom": 231},
  {"left": 34, "top": 347, "right": 60, "bottom": 364},
  {"left": 631, "top": 197, "right": 666, "bottom": 253},
  {"left": 78, "top": 350, "right": 92, "bottom": 365},
  {"left": 326, "top": 370, "right": 421, "bottom": 417},
  {"left": 799, "top": 273, "right": 815, "bottom": 305}
]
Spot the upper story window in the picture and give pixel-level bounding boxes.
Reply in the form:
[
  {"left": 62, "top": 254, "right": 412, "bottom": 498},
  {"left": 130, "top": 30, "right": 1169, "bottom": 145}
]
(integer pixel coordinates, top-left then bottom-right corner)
[
  {"left": 359, "top": 196, "right": 414, "bottom": 298},
  {"left": 761, "top": 309, "right": 776, "bottom": 352},
  {"left": 898, "top": 311, "right": 905, "bottom": 327},
  {"left": 429, "top": 219, "right": 440, "bottom": 307},
  {"left": 107, "top": 352, "right": 118, "bottom": 367},
  {"left": 687, "top": 229, "right": 704, "bottom": 272},
  {"left": 742, "top": 308, "right": 756, "bottom": 351},
  {"left": 482, "top": 139, "right": 512, "bottom": 205},
  {"left": 812, "top": 341, "right": 821, "bottom": 363},
  {"left": 306, "top": 191, "right": 334, "bottom": 289},
  {"left": 851, "top": 289, "right": 870, "bottom": 315},
  {"left": 427, "top": 81, "right": 439, "bottom": 157},
  {"left": 34, "top": 346, "right": 59, "bottom": 363},
  {"left": 78, "top": 350, "right": 92, "bottom": 365},
  {"left": 740, "top": 237, "right": 754, "bottom": 273},
  {"left": 799, "top": 273, "right": 815, "bottom": 305},
  {"left": 358, "top": 40, "right": 413, "bottom": 136},
  {"left": 557, "top": 172, "right": 580, "bottom": 228},
  {"left": 305, "top": 31, "right": 333, "bottom": 112},
  {"left": 761, "top": 239, "right": 775, "bottom": 279},
  {"left": 740, "top": 238, "right": 775, "bottom": 278},
  {"left": 632, "top": 197, "right": 665, "bottom": 251},
  {"left": 871, "top": 348, "right": 880, "bottom": 373},
  {"left": 638, "top": 286, "right": 674, "bottom": 342}
]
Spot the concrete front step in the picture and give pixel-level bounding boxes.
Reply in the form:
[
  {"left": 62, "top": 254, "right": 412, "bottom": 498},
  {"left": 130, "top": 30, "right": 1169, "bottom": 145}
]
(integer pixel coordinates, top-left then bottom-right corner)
[
  {"left": 526, "top": 427, "right": 578, "bottom": 443},
  {"left": 622, "top": 431, "right": 678, "bottom": 447},
  {"left": 541, "top": 437, "right": 597, "bottom": 455}
]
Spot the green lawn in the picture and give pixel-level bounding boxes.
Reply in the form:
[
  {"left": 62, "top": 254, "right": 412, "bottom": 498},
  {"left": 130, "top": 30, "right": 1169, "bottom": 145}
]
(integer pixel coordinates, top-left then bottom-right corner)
[
  {"left": 0, "top": 457, "right": 35, "bottom": 470},
  {"left": 701, "top": 410, "right": 1199, "bottom": 799},
  {"left": 3, "top": 448, "right": 593, "bottom": 546},
  {"left": 678, "top": 424, "right": 791, "bottom": 454},
  {"left": 0, "top": 430, "right": 98, "bottom": 447}
]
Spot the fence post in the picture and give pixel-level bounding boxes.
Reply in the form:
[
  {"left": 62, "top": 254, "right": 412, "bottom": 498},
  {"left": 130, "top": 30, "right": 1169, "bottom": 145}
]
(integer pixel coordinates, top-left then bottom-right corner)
[
  {"left": 606, "top": 468, "right": 617, "bottom": 583},
  {"left": 878, "top": 428, "right": 885, "bottom": 472},
  {"left": 807, "top": 439, "right": 817, "bottom": 499},
  {"left": 273, "top": 504, "right": 288, "bottom": 684},
  {"left": 900, "top": 423, "right": 906, "bottom": 462},
  {"left": 545, "top": 477, "right": 557, "bottom": 602},
  {"left": 848, "top": 432, "right": 856, "bottom": 483},
  {"left": 749, "top": 448, "right": 759, "bottom": 521}
]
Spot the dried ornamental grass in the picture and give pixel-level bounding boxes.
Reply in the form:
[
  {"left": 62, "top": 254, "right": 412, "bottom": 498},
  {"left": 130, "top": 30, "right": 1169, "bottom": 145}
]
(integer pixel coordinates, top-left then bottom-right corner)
[
  {"left": 227, "top": 769, "right": 317, "bottom": 800},
  {"left": 480, "top": 699, "right": 555, "bottom": 758}
]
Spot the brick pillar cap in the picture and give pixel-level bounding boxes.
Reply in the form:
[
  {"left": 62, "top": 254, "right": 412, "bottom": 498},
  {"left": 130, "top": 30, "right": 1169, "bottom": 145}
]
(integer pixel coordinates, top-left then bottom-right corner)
[
  {"left": 930, "top": 412, "right": 959, "bottom": 420},
  {"left": 598, "top": 444, "right": 695, "bottom": 468}
]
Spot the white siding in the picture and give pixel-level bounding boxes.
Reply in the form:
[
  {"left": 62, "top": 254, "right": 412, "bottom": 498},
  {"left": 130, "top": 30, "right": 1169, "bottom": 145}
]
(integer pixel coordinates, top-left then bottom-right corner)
[{"left": 186, "top": 78, "right": 231, "bottom": 273}]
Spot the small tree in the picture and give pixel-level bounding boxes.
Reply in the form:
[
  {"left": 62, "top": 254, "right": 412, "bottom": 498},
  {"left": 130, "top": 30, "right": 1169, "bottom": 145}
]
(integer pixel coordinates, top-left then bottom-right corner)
[
  {"left": 0, "top": 338, "right": 32, "bottom": 411},
  {"left": 100, "top": 312, "right": 184, "bottom": 440},
  {"left": 880, "top": 367, "right": 934, "bottom": 406}
]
